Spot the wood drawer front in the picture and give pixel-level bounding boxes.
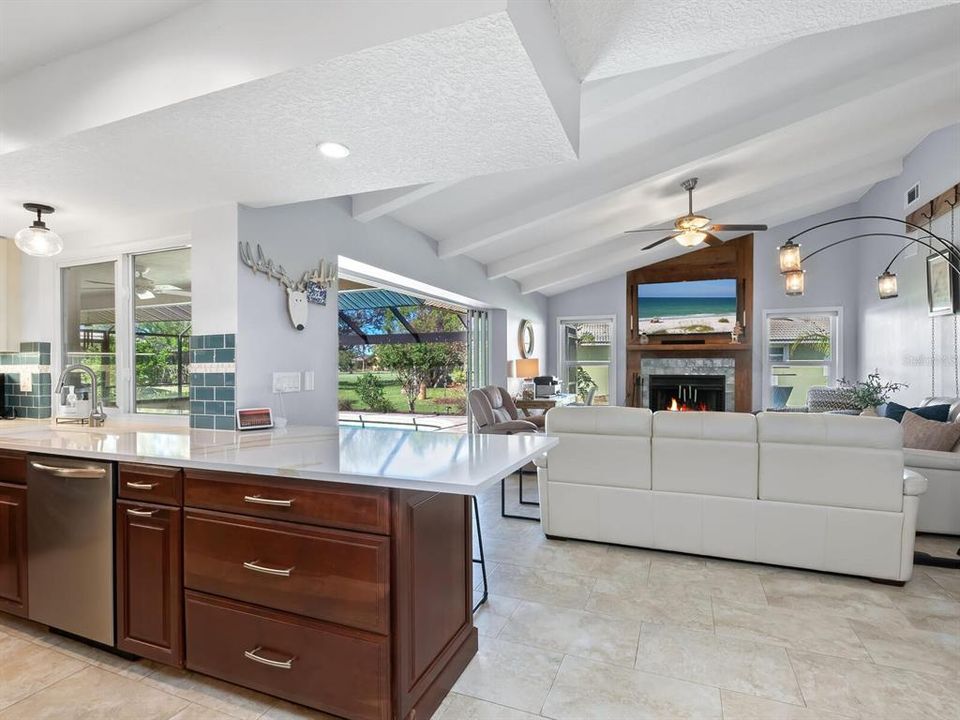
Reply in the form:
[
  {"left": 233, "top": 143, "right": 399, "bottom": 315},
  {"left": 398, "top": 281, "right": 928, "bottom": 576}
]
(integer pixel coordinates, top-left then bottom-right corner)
[
  {"left": 0, "top": 451, "right": 26, "bottom": 486},
  {"left": 185, "top": 591, "right": 390, "bottom": 720},
  {"left": 184, "top": 469, "right": 390, "bottom": 534},
  {"left": 184, "top": 510, "right": 389, "bottom": 634},
  {"left": 0, "top": 482, "right": 28, "bottom": 617},
  {"left": 119, "top": 464, "right": 183, "bottom": 506}
]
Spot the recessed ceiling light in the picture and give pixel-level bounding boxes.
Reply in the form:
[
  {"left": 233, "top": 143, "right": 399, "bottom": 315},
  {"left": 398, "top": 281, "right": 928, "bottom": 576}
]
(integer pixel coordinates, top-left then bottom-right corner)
[{"left": 317, "top": 141, "right": 350, "bottom": 159}]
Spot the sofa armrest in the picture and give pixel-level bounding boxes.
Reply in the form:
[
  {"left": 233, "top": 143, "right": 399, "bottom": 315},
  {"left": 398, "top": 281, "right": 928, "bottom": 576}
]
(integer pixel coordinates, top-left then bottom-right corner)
[
  {"left": 903, "top": 469, "right": 929, "bottom": 496},
  {"left": 533, "top": 453, "right": 548, "bottom": 469},
  {"left": 482, "top": 420, "right": 539, "bottom": 434},
  {"left": 904, "top": 447, "right": 960, "bottom": 471}
]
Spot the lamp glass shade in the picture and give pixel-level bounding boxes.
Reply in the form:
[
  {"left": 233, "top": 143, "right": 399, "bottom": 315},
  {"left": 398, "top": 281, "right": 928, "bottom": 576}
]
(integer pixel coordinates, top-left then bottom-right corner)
[
  {"left": 14, "top": 225, "right": 63, "bottom": 257},
  {"left": 784, "top": 269, "right": 805, "bottom": 296},
  {"left": 877, "top": 271, "right": 898, "bottom": 299},
  {"left": 514, "top": 358, "right": 540, "bottom": 378},
  {"left": 676, "top": 230, "right": 706, "bottom": 247},
  {"left": 778, "top": 241, "right": 801, "bottom": 274}
]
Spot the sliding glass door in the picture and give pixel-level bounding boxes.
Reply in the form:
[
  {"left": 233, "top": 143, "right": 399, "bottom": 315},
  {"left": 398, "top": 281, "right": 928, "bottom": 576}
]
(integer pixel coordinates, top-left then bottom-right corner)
[{"left": 557, "top": 317, "right": 615, "bottom": 405}]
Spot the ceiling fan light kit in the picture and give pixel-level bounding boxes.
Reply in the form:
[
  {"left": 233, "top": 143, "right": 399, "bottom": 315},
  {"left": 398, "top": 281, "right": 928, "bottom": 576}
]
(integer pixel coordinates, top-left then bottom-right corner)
[
  {"left": 626, "top": 177, "right": 768, "bottom": 251},
  {"left": 14, "top": 203, "right": 63, "bottom": 257}
]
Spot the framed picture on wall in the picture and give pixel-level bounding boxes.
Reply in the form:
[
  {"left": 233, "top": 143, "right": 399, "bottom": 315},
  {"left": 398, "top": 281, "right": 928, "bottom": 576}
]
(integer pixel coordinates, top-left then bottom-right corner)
[{"left": 926, "top": 252, "right": 959, "bottom": 316}]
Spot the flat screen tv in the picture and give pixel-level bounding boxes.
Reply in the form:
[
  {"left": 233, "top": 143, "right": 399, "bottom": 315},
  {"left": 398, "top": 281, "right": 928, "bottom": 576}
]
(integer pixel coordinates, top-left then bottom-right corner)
[{"left": 637, "top": 278, "right": 738, "bottom": 335}]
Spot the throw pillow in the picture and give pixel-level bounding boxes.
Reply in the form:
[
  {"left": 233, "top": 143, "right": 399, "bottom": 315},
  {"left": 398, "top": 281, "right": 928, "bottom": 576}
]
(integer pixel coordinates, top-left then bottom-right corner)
[
  {"left": 879, "top": 402, "right": 951, "bottom": 423},
  {"left": 901, "top": 410, "right": 960, "bottom": 451}
]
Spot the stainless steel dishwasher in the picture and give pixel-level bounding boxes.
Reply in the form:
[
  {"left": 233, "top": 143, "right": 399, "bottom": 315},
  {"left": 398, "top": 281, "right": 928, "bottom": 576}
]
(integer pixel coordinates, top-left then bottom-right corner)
[{"left": 27, "top": 455, "right": 115, "bottom": 646}]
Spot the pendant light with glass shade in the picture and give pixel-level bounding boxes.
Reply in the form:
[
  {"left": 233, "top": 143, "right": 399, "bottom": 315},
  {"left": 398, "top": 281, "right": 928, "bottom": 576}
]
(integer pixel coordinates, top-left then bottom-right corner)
[{"left": 14, "top": 203, "right": 63, "bottom": 257}]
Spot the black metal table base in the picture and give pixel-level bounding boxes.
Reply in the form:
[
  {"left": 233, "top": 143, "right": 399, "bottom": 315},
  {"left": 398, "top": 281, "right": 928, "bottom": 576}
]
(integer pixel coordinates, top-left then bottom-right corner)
[
  {"left": 500, "top": 471, "right": 540, "bottom": 521},
  {"left": 471, "top": 495, "right": 488, "bottom": 613},
  {"left": 914, "top": 548, "right": 960, "bottom": 570}
]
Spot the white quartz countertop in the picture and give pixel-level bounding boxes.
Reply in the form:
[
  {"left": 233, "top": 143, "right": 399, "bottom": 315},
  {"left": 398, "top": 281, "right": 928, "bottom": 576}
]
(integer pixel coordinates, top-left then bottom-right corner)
[{"left": 0, "top": 422, "right": 557, "bottom": 495}]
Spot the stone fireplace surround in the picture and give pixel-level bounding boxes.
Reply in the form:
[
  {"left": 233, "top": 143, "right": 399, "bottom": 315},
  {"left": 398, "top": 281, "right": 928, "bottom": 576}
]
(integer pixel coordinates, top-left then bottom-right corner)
[{"left": 640, "top": 357, "right": 736, "bottom": 411}]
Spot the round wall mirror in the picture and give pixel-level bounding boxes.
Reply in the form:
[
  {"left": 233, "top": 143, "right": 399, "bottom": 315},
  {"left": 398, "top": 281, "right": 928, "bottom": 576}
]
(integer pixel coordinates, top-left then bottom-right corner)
[{"left": 518, "top": 319, "right": 535, "bottom": 358}]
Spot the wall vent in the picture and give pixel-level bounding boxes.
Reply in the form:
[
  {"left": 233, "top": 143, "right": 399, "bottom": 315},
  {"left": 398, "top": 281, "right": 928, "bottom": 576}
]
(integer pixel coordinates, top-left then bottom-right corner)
[{"left": 906, "top": 182, "right": 920, "bottom": 207}]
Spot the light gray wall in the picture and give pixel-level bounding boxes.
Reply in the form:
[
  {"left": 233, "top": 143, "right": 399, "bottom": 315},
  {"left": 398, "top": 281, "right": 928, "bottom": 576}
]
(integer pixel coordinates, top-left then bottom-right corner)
[
  {"left": 545, "top": 275, "right": 626, "bottom": 406},
  {"left": 856, "top": 124, "right": 960, "bottom": 406},
  {"left": 236, "top": 197, "right": 548, "bottom": 425},
  {"left": 752, "top": 203, "right": 863, "bottom": 409}
]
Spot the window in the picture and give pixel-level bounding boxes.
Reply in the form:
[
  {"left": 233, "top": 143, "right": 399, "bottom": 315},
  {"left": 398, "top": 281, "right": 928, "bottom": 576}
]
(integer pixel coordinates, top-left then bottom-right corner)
[
  {"left": 764, "top": 310, "right": 841, "bottom": 410},
  {"left": 133, "top": 248, "right": 191, "bottom": 414},
  {"left": 61, "top": 261, "right": 119, "bottom": 407},
  {"left": 558, "top": 317, "right": 615, "bottom": 405},
  {"left": 60, "top": 246, "right": 190, "bottom": 416}
]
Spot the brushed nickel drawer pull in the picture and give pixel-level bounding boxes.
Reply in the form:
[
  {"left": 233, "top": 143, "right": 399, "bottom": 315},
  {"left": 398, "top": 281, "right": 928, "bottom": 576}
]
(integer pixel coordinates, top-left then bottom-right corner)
[
  {"left": 243, "top": 560, "right": 294, "bottom": 577},
  {"left": 243, "top": 494, "right": 294, "bottom": 507},
  {"left": 244, "top": 646, "right": 294, "bottom": 669},
  {"left": 127, "top": 508, "right": 157, "bottom": 517},
  {"left": 30, "top": 461, "right": 106, "bottom": 479},
  {"left": 126, "top": 481, "right": 159, "bottom": 490}
]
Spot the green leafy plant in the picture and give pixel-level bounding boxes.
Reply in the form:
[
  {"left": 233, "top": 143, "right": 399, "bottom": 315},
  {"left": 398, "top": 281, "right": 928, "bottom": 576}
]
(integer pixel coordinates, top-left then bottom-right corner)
[
  {"left": 839, "top": 371, "right": 907, "bottom": 410},
  {"left": 575, "top": 366, "right": 598, "bottom": 403},
  {"left": 355, "top": 373, "right": 394, "bottom": 413}
]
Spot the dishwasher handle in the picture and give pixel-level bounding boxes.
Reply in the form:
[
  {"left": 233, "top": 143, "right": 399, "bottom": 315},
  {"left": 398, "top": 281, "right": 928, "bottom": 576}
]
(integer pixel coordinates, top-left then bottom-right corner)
[{"left": 30, "top": 461, "right": 107, "bottom": 479}]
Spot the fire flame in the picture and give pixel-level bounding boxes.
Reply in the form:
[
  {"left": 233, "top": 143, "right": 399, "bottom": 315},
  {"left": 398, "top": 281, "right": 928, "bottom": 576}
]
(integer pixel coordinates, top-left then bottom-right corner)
[{"left": 667, "top": 398, "right": 710, "bottom": 412}]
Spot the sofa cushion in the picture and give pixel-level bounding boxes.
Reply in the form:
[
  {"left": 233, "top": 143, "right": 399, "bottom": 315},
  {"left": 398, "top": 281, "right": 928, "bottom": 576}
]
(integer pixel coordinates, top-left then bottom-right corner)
[
  {"left": 757, "top": 412, "right": 904, "bottom": 512},
  {"left": 652, "top": 412, "right": 758, "bottom": 499},
  {"left": 545, "top": 407, "right": 653, "bottom": 490},
  {"left": 901, "top": 410, "right": 960, "bottom": 451},
  {"left": 879, "top": 402, "right": 951, "bottom": 423}
]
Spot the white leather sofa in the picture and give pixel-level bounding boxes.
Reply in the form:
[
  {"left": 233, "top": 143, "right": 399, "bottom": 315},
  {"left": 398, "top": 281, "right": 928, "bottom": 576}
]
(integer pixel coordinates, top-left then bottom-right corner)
[
  {"left": 904, "top": 397, "right": 960, "bottom": 535},
  {"left": 536, "top": 407, "right": 927, "bottom": 582}
]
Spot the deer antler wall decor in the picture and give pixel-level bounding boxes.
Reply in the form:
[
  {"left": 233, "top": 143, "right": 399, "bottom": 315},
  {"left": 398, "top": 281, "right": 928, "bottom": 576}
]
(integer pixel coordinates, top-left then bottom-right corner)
[{"left": 239, "top": 242, "right": 337, "bottom": 331}]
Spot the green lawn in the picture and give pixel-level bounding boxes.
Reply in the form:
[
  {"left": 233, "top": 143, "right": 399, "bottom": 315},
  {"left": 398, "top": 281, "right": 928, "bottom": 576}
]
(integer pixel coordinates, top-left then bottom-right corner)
[{"left": 338, "top": 371, "right": 466, "bottom": 414}]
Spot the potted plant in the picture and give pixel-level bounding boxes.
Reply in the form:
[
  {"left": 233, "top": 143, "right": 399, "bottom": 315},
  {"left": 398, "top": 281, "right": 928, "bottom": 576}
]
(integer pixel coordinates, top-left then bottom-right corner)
[{"left": 839, "top": 371, "right": 907, "bottom": 416}]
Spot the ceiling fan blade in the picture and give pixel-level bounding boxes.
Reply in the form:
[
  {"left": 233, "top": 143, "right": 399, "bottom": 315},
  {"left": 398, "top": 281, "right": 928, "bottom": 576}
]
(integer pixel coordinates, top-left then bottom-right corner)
[
  {"left": 702, "top": 232, "right": 723, "bottom": 247},
  {"left": 624, "top": 228, "right": 675, "bottom": 233},
  {"left": 641, "top": 235, "right": 679, "bottom": 251},
  {"left": 710, "top": 224, "right": 768, "bottom": 232}
]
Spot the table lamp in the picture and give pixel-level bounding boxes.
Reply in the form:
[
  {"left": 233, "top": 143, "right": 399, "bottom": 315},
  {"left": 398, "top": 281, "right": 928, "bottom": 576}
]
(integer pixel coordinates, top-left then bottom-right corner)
[{"left": 514, "top": 358, "right": 539, "bottom": 400}]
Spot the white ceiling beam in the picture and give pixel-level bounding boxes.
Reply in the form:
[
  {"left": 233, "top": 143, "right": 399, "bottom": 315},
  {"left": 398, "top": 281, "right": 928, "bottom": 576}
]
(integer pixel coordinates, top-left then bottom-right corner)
[
  {"left": 519, "top": 158, "right": 905, "bottom": 295},
  {"left": 484, "top": 118, "right": 933, "bottom": 281},
  {"left": 437, "top": 45, "right": 957, "bottom": 261},
  {"left": 581, "top": 42, "right": 785, "bottom": 129},
  {"left": 507, "top": 0, "right": 581, "bottom": 156},
  {"left": 0, "top": 0, "right": 508, "bottom": 154},
  {"left": 351, "top": 182, "right": 457, "bottom": 223}
]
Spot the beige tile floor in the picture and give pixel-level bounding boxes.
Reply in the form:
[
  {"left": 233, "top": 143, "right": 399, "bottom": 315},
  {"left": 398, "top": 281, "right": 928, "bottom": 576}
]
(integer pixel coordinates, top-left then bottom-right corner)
[{"left": 1, "top": 475, "right": 958, "bottom": 719}]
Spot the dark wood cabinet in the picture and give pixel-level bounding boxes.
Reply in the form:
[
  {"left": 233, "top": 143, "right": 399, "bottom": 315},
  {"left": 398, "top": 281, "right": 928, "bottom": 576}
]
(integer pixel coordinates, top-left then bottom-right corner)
[
  {"left": 116, "top": 499, "right": 183, "bottom": 667},
  {"left": 0, "top": 482, "right": 27, "bottom": 617},
  {"left": 119, "top": 463, "right": 183, "bottom": 506}
]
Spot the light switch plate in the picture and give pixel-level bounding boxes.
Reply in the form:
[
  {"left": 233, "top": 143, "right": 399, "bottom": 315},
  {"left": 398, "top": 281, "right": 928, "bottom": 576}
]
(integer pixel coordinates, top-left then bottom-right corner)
[
  {"left": 272, "top": 372, "right": 301, "bottom": 393},
  {"left": 19, "top": 373, "right": 32, "bottom": 392}
]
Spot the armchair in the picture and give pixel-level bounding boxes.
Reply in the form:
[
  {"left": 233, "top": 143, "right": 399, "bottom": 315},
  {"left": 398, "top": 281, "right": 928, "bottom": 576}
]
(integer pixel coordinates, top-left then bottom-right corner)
[
  {"left": 468, "top": 386, "right": 544, "bottom": 433},
  {"left": 468, "top": 386, "right": 542, "bottom": 521}
]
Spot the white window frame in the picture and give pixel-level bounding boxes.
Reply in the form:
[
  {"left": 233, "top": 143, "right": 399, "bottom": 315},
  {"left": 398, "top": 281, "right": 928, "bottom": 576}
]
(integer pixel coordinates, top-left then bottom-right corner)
[
  {"left": 53, "top": 235, "right": 191, "bottom": 421},
  {"left": 556, "top": 315, "right": 617, "bottom": 405},
  {"left": 761, "top": 307, "right": 843, "bottom": 410}
]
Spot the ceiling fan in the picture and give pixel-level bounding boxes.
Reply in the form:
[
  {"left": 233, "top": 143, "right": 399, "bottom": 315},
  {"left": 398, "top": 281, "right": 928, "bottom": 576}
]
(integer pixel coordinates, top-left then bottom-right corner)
[
  {"left": 135, "top": 267, "right": 190, "bottom": 300},
  {"left": 625, "top": 177, "right": 768, "bottom": 251}
]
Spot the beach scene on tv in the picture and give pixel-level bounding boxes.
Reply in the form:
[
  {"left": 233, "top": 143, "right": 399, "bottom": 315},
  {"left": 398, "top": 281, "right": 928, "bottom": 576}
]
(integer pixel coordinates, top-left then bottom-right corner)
[{"left": 637, "top": 278, "right": 738, "bottom": 335}]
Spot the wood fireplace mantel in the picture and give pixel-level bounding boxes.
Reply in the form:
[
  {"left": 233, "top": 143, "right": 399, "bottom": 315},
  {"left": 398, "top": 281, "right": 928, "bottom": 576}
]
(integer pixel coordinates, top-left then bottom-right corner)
[{"left": 625, "top": 235, "right": 753, "bottom": 411}]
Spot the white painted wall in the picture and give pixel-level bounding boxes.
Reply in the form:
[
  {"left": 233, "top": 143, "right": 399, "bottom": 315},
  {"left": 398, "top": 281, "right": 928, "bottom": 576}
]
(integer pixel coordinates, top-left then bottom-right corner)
[
  {"left": 857, "top": 124, "right": 960, "bottom": 406},
  {"left": 545, "top": 275, "right": 626, "bottom": 406},
  {"left": 236, "top": 197, "right": 548, "bottom": 425}
]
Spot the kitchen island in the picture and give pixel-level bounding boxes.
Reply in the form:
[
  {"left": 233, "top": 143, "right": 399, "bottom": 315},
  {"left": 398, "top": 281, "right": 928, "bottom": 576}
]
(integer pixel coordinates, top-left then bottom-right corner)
[{"left": 0, "top": 423, "right": 556, "bottom": 720}]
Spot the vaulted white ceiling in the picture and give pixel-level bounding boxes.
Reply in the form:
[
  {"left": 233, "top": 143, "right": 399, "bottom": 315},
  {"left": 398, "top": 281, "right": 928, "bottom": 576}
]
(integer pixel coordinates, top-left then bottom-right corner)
[
  {"left": 364, "top": 2, "right": 960, "bottom": 295},
  {"left": 0, "top": 0, "right": 957, "bottom": 300}
]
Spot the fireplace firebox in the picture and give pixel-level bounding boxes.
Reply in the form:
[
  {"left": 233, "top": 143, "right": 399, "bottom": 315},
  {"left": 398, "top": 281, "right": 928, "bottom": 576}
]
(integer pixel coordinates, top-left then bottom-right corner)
[{"left": 648, "top": 374, "right": 726, "bottom": 412}]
